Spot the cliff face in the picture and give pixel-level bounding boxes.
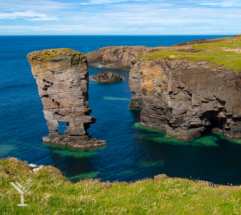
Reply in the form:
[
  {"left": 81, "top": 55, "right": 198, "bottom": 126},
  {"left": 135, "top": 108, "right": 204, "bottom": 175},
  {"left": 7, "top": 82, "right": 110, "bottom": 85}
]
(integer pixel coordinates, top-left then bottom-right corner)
[
  {"left": 86, "top": 46, "right": 165, "bottom": 69},
  {"left": 86, "top": 35, "right": 241, "bottom": 141},
  {"left": 27, "top": 49, "right": 107, "bottom": 149},
  {"left": 129, "top": 59, "right": 241, "bottom": 140}
]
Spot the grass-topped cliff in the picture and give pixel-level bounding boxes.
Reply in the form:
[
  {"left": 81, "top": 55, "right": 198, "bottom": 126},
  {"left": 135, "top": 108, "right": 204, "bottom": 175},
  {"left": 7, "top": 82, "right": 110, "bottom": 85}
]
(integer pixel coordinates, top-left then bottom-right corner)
[
  {"left": 139, "top": 35, "right": 241, "bottom": 72},
  {"left": 1, "top": 158, "right": 241, "bottom": 214},
  {"left": 27, "top": 48, "right": 85, "bottom": 64}
]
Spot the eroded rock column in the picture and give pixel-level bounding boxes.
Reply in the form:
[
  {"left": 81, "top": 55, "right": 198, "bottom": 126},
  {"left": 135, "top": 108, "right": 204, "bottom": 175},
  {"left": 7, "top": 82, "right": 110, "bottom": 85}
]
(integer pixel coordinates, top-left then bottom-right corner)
[{"left": 27, "top": 48, "right": 107, "bottom": 149}]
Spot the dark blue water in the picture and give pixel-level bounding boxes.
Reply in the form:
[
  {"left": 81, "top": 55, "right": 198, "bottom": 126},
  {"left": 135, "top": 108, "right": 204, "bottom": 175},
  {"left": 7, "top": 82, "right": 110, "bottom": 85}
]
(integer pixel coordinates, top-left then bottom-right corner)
[{"left": 1, "top": 35, "right": 241, "bottom": 185}]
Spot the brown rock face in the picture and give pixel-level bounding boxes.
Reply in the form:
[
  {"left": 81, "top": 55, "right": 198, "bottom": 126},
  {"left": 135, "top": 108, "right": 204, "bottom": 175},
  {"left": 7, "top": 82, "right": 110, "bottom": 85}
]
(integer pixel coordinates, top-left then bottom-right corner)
[
  {"left": 86, "top": 46, "right": 165, "bottom": 69},
  {"left": 27, "top": 49, "right": 107, "bottom": 149},
  {"left": 129, "top": 59, "right": 241, "bottom": 140},
  {"left": 90, "top": 72, "right": 125, "bottom": 83}
]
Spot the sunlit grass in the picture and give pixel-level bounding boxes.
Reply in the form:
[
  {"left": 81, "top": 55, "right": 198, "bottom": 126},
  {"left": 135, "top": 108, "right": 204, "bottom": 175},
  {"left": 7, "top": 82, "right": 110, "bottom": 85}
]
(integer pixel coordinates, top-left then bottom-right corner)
[
  {"left": 1, "top": 158, "right": 241, "bottom": 214},
  {"left": 139, "top": 37, "right": 241, "bottom": 72},
  {"left": 193, "top": 41, "right": 241, "bottom": 50}
]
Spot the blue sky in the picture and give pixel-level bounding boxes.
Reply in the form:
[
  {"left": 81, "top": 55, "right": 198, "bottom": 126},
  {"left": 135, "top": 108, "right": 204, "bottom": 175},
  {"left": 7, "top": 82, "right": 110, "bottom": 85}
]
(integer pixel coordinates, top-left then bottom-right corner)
[{"left": 0, "top": 0, "right": 240, "bottom": 35}]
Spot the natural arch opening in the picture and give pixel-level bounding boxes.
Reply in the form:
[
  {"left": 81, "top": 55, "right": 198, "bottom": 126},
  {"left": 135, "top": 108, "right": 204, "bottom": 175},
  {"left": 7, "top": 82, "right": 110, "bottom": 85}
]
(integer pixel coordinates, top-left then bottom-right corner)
[{"left": 58, "top": 121, "right": 67, "bottom": 134}]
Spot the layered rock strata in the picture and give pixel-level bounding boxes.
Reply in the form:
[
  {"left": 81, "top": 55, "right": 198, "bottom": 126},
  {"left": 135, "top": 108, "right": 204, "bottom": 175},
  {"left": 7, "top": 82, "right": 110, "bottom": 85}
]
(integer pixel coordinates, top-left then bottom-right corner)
[
  {"left": 90, "top": 72, "right": 125, "bottom": 83},
  {"left": 86, "top": 46, "right": 166, "bottom": 69},
  {"left": 85, "top": 41, "right": 214, "bottom": 70},
  {"left": 27, "top": 49, "right": 107, "bottom": 149},
  {"left": 129, "top": 59, "right": 241, "bottom": 140}
]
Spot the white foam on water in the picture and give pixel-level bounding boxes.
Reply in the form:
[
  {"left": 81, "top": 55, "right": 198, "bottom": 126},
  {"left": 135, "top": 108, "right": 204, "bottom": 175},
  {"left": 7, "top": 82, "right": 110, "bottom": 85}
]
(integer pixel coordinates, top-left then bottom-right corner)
[{"left": 95, "top": 65, "right": 103, "bottom": 68}]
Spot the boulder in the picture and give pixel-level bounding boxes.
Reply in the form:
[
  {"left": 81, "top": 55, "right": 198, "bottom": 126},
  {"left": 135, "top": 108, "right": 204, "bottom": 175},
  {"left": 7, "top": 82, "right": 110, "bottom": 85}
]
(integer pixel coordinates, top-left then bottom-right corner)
[{"left": 90, "top": 72, "right": 125, "bottom": 83}]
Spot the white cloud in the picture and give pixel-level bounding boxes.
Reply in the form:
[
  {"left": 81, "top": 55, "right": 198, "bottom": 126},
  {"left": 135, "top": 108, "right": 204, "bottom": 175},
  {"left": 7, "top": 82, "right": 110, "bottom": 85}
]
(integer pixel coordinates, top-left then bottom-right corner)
[
  {"left": 79, "top": 0, "right": 146, "bottom": 5},
  {"left": 199, "top": 0, "right": 241, "bottom": 7},
  {"left": 1, "top": 0, "right": 241, "bottom": 35},
  {"left": 0, "top": 0, "right": 72, "bottom": 11},
  {"left": 126, "top": 19, "right": 216, "bottom": 25},
  {"left": 0, "top": 10, "right": 57, "bottom": 21},
  {"left": 0, "top": 25, "right": 122, "bottom": 33}
]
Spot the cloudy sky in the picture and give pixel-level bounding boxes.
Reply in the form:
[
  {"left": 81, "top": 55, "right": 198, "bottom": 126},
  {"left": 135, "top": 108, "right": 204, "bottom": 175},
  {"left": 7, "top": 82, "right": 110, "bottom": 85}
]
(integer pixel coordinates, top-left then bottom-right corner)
[{"left": 0, "top": 0, "right": 240, "bottom": 35}]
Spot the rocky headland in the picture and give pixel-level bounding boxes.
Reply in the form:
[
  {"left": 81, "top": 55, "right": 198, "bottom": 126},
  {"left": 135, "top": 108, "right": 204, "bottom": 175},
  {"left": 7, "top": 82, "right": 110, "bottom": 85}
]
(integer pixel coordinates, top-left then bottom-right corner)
[
  {"left": 86, "top": 46, "right": 167, "bottom": 69},
  {"left": 27, "top": 48, "right": 107, "bottom": 149},
  {"left": 90, "top": 72, "right": 125, "bottom": 82},
  {"left": 85, "top": 38, "right": 226, "bottom": 69},
  {"left": 87, "top": 35, "right": 241, "bottom": 141},
  {"left": 129, "top": 35, "right": 241, "bottom": 140}
]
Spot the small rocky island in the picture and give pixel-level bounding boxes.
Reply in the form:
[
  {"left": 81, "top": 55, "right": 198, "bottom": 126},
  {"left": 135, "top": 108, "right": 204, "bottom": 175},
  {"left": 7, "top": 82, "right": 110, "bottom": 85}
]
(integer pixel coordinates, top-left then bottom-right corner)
[
  {"left": 90, "top": 72, "right": 125, "bottom": 83},
  {"left": 27, "top": 48, "right": 107, "bottom": 149}
]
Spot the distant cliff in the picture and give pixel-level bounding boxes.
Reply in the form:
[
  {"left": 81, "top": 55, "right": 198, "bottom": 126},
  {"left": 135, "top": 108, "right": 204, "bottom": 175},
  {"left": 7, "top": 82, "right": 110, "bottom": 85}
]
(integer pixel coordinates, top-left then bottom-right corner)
[
  {"left": 85, "top": 38, "right": 227, "bottom": 69},
  {"left": 86, "top": 46, "right": 166, "bottom": 69},
  {"left": 27, "top": 48, "right": 107, "bottom": 149}
]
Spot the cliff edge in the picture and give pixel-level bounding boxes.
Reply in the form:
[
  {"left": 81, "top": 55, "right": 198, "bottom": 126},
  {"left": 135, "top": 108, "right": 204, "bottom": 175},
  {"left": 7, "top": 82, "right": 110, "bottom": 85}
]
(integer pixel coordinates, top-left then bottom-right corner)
[
  {"left": 85, "top": 37, "right": 227, "bottom": 69},
  {"left": 27, "top": 48, "right": 107, "bottom": 149},
  {"left": 129, "top": 35, "right": 241, "bottom": 140}
]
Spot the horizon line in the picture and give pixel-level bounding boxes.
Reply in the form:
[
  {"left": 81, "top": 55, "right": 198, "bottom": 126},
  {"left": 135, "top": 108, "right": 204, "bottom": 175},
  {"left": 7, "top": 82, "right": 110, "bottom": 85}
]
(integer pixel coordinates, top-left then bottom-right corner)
[{"left": 0, "top": 34, "right": 236, "bottom": 36}]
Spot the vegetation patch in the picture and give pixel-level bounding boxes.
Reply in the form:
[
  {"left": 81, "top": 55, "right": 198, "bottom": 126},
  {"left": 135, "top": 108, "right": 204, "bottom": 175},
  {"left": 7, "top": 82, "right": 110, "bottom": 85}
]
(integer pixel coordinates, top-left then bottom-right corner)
[
  {"left": 139, "top": 36, "right": 241, "bottom": 72},
  {"left": 1, "top": 158, "right": 241, "bottom": 214},
  {"left": 27, "top": 48, "right": 85, "bottom": 62}
]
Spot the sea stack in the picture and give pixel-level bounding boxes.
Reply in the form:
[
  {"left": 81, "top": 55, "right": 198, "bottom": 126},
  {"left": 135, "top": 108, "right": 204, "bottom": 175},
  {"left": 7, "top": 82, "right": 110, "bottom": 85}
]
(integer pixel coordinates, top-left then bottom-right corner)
[{"left": 27, "top": 48, "right": 107, "bottom": 149}]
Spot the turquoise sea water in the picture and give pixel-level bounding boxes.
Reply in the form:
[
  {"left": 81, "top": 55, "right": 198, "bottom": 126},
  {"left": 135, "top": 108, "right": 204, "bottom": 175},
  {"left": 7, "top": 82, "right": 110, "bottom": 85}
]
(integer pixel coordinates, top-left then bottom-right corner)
[{"left": 1, "top": 35, "right": 241, "bottom": 185}]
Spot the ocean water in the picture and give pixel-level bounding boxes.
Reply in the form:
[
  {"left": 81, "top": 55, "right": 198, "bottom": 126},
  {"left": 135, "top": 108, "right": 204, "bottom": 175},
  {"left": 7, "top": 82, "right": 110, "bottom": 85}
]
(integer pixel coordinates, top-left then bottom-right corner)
[{"left": 1, "top": 35, "right": 241, "bottom": 185}]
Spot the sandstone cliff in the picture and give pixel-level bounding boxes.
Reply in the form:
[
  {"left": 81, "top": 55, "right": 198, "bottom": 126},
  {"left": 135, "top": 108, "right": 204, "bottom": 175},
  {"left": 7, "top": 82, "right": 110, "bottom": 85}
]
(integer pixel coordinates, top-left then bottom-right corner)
[
  {"left": 27, "top": 48, "right": 107, "bottom": 149},
  {"left": 129, "top": 35, "right": 241, "bottom": 140},
  {"left": 86, "top": 46, "right": 166, "bottom": 69}
]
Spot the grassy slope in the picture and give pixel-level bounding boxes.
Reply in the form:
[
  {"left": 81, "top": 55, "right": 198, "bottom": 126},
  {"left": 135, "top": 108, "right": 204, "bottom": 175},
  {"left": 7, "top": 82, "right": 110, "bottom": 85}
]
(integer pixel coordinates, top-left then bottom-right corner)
[
  {"left": 139, "top": 35, "right": 241, "bottom": 72},
  {"left": 1, "top": 158, "right": 241, "bottom": 214}
]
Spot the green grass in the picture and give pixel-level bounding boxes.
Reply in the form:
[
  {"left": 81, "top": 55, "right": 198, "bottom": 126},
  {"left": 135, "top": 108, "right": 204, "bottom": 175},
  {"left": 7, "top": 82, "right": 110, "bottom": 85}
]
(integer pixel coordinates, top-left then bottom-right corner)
[
  {"left": 27, "top": 48, "right": 84, "bottom": 62},
  {"left": 193, "top": 41, "right": 241, "bottom": 50},
  {"left": 1, "top": 158, "right": 241, "bottom": 214},
  {"left": 139, "top": 36, "right": 241, "bottom": 72}
]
